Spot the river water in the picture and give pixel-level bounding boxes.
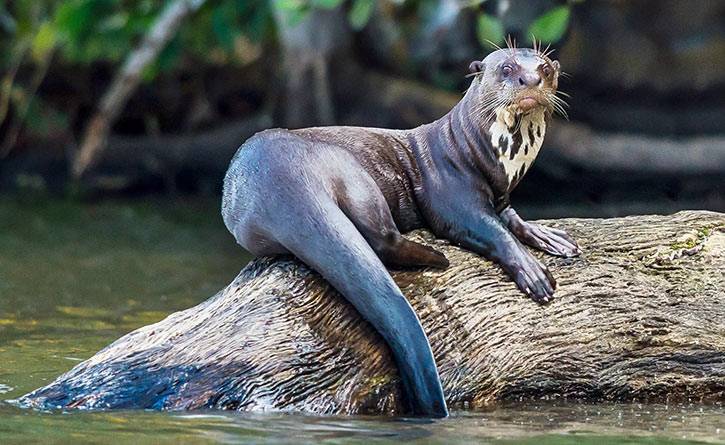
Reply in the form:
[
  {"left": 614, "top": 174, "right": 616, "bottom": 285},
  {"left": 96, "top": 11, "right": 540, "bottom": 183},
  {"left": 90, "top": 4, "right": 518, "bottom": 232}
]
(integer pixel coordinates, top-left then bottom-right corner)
[{"left": 0, "top": 196, "right": 722, "bottom": 444}]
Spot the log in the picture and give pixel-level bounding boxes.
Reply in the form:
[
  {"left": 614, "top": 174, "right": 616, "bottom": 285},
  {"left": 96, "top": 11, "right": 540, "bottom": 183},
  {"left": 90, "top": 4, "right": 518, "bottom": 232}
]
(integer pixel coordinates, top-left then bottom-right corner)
[
  {"left": 82, "top": 113, "right": 272, "bottom": 191},
  {"left": 18, "top": 211, "right": 725, "bottom": 414},
  {"left": 545, "top": 121, "right": 725, "bottom": 175}
]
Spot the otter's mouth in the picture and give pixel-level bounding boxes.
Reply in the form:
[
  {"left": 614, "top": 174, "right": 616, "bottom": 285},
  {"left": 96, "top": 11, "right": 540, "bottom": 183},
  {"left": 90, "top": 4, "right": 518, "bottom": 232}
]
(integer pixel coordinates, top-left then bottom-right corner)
[{"left": 517, "top": 96, "right": 540, "bottom": 112}]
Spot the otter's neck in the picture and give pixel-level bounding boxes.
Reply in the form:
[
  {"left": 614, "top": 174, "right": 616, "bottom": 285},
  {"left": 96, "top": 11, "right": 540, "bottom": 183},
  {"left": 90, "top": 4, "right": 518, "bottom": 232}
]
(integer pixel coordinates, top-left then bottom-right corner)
[
  {"left": 410, "top": 84, "right": 548, "bottom": 193},
  {"left": 488, "top": 105, "right": 547, "bottom": 188}
]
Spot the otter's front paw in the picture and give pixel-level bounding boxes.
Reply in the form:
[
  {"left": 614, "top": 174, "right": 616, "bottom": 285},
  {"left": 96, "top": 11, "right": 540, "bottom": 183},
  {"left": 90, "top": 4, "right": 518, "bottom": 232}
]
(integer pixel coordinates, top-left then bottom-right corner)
[
  {"left": 512, "top": 222, "right": 581, "bottom": 258},
  {"left": 505, "top": 247, "right": 557, "bottom": 303}
]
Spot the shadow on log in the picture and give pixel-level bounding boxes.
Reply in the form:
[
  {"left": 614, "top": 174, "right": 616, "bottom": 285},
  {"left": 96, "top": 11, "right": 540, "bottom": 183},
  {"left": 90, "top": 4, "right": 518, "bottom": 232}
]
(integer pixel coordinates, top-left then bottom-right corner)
[{"left": 18, "top": 211, "right": 725, "bottom": 414}]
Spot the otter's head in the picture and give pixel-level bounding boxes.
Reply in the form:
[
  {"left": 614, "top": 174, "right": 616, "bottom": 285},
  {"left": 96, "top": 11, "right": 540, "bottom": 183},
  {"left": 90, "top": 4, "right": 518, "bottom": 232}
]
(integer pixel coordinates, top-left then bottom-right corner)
[{"left": 467, "top": 45, "right": 566, "bottom": 121}]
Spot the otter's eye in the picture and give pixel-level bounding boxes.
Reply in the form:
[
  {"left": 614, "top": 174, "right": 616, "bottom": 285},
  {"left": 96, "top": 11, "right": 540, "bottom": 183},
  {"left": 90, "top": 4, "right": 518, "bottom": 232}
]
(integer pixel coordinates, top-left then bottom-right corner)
[
  {"left": 501, "top": 64, "right": 514, "bottom": 77},
  {"left": 542, "top": 65, "right": 552, "bottom": 77}
]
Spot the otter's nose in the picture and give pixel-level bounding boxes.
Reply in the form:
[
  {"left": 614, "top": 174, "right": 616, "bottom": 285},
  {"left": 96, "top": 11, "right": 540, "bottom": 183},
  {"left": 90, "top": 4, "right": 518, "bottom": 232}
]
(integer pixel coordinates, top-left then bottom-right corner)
[{"left": 518, "top": 72, "right": 541, "bottom": 87}]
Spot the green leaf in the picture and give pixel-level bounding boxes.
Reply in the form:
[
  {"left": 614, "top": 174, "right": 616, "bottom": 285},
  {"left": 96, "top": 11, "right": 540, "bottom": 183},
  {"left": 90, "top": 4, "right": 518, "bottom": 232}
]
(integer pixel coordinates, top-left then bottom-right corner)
[
  {"left": 212, "top": 5, "right": 236, "bottom": 50},
  {"left": 54, "top": 0, "right": 93, "bottom": 43},
  {"left": 527, "top": 5, "right": 570, "bottom": 43},
  {"left": 157, "top": 36, "right": 181, "bottom": 72},
  {"left": 285, "top": 8, "right": 310, "bottom": 27},
  {"left": 274, "top": 0, "right": 310, "bottom": 25},
  {"left": 311, "top": 0, "right": 344, "bottom": 9},
  {"left": 476, "top": 13, "right": 504, "bottom": 47},
  {"left": 244, "top": 3, "right": 274, "bottom": 42},
  {"left": 348, "top": 0, "right": 375, "bottom": 30},
  {"left": 31, "top": 22, "right": 56, "bottom": 61},
  {"left": 141, "top": 61, "right": 159, "bottom": 83},
  {"left": 275, "top": 0, "right": 306, "bottom": 12},
  {"left": 97, "top": 12, "right": 128, "bottom": 32}
]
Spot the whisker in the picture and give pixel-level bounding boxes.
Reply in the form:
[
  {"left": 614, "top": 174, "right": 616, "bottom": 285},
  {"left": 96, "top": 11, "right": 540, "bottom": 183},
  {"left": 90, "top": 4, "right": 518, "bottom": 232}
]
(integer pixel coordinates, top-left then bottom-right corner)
[
  {"left": 484, "top": 39, "right": 503, "bottom": 51},
  {"left": 542, "top": 42, "right": 550, "bottom": 54},
  {"left": 505, "top": 34, "right": 518, "bottom": 61},
  {"left": 550, "top": 102, "right": 567, "bottom": 117},
  {"left": 548, "top": 96, "right": 569, "bottom": 120},
  {"left": 473, "top": 98, "right": 506, "bottom": 119},
  {"left": 472, "top": 91, "right": 512, "bottom": 126},
  {"left": 549, "top": 94, "right": 569, "bottom": 108}
]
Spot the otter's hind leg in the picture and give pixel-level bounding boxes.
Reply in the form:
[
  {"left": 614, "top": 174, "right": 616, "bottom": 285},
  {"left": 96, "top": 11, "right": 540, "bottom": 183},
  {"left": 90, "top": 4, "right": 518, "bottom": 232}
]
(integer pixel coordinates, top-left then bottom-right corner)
[
  {"left": 382, "top": 237, "right": 450, "bottom": 269},
  {"left": 336, "top": 179, "right": 448, "bottom": 269}
]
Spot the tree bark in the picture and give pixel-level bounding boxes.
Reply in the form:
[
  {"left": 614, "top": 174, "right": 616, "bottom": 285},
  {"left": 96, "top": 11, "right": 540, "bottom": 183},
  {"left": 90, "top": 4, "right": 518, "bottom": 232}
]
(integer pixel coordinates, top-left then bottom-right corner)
[
  {"left": 18, "top": 211, "right": 725, "bottom": 414},
  {"left": 72, "top": 0, "right": 206, "bottom": 179}
]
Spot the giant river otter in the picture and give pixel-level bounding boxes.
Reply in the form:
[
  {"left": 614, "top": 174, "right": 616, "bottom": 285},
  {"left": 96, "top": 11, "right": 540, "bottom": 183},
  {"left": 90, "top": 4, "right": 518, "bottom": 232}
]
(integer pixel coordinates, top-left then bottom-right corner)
[{"left": 222, "top": 43, "right": 580, "bottom": 417}]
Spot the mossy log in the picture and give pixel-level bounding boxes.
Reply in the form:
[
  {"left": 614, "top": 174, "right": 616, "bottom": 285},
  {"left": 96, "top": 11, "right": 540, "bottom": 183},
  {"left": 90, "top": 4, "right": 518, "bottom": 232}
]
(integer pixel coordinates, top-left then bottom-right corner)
[{"left": 19, "top": 211, "right": 725, "bottom": 414}]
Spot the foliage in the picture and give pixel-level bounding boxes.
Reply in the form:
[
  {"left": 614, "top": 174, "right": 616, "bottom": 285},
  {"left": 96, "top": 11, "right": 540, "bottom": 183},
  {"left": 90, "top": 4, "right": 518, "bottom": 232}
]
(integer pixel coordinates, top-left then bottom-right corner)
[
  {"left": 0, "top": 0, "right": 577, "bottom": 150},
  {"left": 0, "top": 0, "right": 275, "bottom": 81},
  {"left": 0, "top": 0, "right": 577, "bottom": 88},
  {"left": 273, "top": 0, "right": 375, "bottom": 29},
  {"left": 0, "top": 0, "right": 276, "bottom": 149},
  {"left": 527, "top": 5, "right": 571, "bottom": 44},
  {"left": 476, "top": 13, "right": 504, "bottom": 47},
  {"left": 475, "top": 2, "right": 573, "bottom": 47},
  {"left": 348, "top": 0, "right": 376, "bottom": 30}
]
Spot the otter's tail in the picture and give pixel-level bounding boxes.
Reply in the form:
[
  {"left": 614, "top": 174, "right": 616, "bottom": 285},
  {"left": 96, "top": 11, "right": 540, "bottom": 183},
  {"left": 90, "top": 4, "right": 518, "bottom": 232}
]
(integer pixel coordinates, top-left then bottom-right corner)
[{"left": 275, "top": 199, "right": 448, "bottom": 417}]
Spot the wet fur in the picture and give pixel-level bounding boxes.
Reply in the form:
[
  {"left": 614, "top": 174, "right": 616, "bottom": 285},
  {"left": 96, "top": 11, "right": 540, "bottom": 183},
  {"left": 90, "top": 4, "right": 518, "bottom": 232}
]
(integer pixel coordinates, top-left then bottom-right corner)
[{"left": 222, "top": 46, "right": 579, "bottom": 417}]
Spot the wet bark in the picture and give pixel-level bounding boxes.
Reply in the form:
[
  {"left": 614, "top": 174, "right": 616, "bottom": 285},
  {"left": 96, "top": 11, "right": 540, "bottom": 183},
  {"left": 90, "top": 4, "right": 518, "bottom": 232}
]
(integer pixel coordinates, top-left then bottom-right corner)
[{"left": 19, "top": 211, "right": 725, "bottom": 414}]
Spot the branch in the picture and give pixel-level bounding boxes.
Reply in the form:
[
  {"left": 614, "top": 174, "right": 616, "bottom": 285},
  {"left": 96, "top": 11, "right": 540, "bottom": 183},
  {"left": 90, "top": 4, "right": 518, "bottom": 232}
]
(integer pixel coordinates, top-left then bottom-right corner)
[
  {"left": 72, "top": 0, "right": 206, "bottom": 179},
  {"left": 545, "top": 121, "right": 725, "bottom": 174},
  {"left": 19, "top": 211, "right": 725, "bottom": 414}
]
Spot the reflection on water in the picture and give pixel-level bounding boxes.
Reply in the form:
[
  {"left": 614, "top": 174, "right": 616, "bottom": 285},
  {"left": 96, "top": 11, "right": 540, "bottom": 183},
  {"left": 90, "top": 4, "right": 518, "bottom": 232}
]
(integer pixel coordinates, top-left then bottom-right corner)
[
  {"left": 0, "top": 196, "right": 722, "bottom": 444},
  {"left": 0, "top": 403, "right": 722, "bottom": 444}
]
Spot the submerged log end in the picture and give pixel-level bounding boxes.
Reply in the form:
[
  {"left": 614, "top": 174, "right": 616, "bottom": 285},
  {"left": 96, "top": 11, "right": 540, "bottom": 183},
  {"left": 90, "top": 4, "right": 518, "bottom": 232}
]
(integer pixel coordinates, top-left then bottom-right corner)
[{"left": 18, "top": 211, "right": 725, "bottom": 414}]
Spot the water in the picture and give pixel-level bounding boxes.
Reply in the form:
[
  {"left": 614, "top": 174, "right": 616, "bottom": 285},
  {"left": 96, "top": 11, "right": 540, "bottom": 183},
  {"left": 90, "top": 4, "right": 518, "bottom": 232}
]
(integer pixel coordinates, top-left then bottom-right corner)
[{"left": 0, "top": 196, "right": 723, "bottom": 444}]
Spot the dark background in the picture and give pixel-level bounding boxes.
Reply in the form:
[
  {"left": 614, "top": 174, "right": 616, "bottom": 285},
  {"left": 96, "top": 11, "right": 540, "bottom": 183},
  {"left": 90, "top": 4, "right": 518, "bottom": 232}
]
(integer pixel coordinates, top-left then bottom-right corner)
[{"left": 1, "top": 0, "right": 724, "bottom": 217}]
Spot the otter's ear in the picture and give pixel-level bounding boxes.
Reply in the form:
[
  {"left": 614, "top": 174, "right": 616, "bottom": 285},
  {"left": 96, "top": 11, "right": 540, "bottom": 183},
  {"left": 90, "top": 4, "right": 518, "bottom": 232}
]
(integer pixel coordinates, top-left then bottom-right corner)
[
  {"left": 468, "top": 60, "right": 485, "bottom": 75},
  {"left": 552, "top": 60, "right": 560, "bottom": 72}
]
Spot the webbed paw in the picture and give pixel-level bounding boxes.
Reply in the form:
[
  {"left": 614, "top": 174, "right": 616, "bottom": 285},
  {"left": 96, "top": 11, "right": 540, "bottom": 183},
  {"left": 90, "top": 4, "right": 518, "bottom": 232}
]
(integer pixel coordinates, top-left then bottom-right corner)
[
  {"left": 505, "top": 246, "right": 557, "bottom": 304},
  {"left": 513, "top": 222, "right": 581, "bottom": 258}
]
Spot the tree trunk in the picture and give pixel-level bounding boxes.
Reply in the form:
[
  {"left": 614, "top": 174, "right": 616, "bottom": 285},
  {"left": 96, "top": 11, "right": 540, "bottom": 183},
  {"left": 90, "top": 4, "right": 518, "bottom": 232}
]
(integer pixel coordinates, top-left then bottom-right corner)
[
  {"left": 18, "top": 211, "right": 724, "bottom": 414},
  {"left": 271, "top": 6, "right": 351, "bottom": 128}
]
